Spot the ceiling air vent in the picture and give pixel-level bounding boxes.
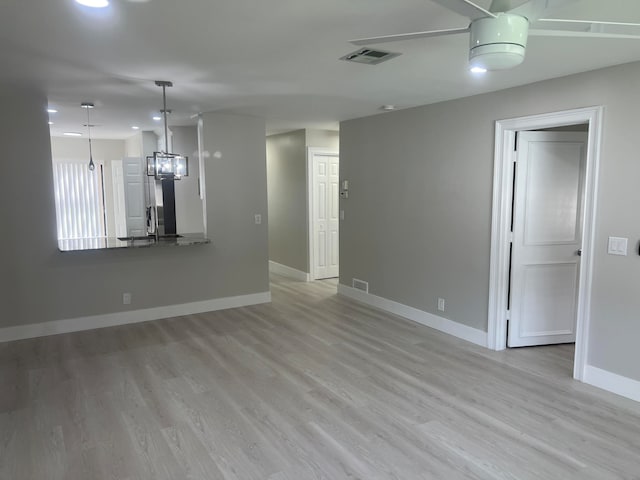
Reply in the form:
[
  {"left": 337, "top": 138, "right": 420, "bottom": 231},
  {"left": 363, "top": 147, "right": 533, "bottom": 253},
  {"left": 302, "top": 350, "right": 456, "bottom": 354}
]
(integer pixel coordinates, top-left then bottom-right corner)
[{"left": 340, "top": 48, "right": 401, "bottom": 65}]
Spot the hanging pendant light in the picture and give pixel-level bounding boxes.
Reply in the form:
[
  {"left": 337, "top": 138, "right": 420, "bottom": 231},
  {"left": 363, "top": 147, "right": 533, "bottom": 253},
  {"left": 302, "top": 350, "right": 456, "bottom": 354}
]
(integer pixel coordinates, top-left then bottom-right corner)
[
  {"left": 146, "top": 81, "right": 188, "bottom": 180},
  {"left": 81, "top": 102, "right": 95, "bottom": 171}
]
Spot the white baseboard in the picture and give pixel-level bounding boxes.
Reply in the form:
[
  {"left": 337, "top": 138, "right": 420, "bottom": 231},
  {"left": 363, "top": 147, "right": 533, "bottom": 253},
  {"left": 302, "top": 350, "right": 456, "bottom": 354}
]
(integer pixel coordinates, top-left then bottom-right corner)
[
  {"left": 269, "top": 260, "right": 310, "bottom": 282},
  {"left": 583, "top": 365, "right": 640, "bottom": 403},
  {"left": 0, "top": 291, "right": 272, "bottom": 343},
  {"left": 337, "top": 284, "right": 487, "bottom": 347}
]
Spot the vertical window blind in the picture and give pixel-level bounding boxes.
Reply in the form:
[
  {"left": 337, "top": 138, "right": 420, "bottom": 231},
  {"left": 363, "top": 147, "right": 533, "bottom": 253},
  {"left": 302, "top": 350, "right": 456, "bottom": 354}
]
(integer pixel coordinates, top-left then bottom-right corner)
[{"left": 53, "top": 162, "right": 106, "bottom": 241}]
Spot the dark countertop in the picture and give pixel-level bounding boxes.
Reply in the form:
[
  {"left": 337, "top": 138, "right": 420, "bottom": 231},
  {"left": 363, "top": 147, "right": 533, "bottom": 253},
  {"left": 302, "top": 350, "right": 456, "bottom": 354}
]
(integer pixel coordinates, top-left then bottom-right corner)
[{"left": 58, "top": 233, "right": 211, "bottom": 252}]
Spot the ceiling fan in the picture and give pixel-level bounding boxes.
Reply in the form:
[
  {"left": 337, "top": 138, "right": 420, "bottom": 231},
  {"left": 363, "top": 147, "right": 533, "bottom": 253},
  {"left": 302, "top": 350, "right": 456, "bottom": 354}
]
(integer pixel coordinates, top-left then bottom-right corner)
[{"left": 350, "top": 0, "right": 640, "bottom": 71}]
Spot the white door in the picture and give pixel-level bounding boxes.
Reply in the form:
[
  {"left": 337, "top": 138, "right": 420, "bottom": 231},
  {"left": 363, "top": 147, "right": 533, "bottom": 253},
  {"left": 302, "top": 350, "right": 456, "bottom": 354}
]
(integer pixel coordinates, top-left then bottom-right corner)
[
  {"left": 122, "top": 157, "right": 146, "bottom": 237},
  {"left": 312, "top": 153, "right": 339, "bottom": 279},
  {"left": 508, "top": 131, "right": 587, "bottom": 347},
  {"left": 111, "top": 160, "right": 127, "bottom": 238}
]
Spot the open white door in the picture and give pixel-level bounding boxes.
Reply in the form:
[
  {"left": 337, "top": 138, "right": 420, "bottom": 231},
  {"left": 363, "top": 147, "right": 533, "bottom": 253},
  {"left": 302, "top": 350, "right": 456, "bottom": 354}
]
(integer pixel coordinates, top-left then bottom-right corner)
[
  {"left": 311, "top": 152, "right": 339, "bottom": 279},
  {"left": 122, "top": 157, "right": 146, "bottom": 237},
  {"left": 508, "top": 131, "right": 587, "bottom": 347}
]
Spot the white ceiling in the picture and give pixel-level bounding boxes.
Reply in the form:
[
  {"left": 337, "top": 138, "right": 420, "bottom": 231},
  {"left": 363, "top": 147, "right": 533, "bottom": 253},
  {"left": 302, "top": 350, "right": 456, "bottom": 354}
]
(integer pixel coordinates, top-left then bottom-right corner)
[{"left": 2, "top": 0, "right": 640, "bottom": 139}]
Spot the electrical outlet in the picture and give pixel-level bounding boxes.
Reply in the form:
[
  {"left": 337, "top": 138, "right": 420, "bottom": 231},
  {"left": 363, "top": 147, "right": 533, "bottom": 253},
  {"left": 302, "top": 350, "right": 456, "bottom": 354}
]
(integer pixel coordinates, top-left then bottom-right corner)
[
  {"left": 437, "top": 298, "right": 445, "bottom": 312},
  {"left": 254, "top": 214, "right": 262, "bottom": 225},
  {"left": 123, "top": 293, "right": 132, "bottom": 305}
]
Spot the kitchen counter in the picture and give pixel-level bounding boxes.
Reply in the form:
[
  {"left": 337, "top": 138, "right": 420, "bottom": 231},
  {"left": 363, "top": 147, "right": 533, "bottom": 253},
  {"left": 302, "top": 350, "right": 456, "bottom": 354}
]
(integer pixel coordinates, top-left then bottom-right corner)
[{"left": 58, "top": 233, "right": 211, "bottom": 252}]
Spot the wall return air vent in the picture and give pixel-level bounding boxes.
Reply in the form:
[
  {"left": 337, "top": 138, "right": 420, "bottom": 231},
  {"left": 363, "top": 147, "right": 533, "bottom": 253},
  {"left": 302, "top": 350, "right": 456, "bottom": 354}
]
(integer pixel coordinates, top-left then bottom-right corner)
[
  {"left": 340, "top": 48, "right": 401, "bottom": 65},
  {"left": 352, "top": 278, "right": 369, "bottom": 293}
]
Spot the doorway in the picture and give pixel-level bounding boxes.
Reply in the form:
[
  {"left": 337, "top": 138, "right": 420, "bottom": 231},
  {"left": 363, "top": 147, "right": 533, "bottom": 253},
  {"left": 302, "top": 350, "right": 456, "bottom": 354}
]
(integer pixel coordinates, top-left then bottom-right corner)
[
  {"left": 488, "top": 107, "right": 603, "bottom": 382},
  {"left": 307, "top": 148, "right": 340, "bottom": 280}
]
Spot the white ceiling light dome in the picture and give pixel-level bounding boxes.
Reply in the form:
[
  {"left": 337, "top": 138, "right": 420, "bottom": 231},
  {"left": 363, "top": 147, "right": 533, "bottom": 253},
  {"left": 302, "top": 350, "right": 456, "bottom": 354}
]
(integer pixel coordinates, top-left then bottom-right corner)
[
  {"left": 75, "top": 0, "right": 109, "bottom": 8},
  {"left": 469, "top": 14, "right": 529, "bottom": 70}
]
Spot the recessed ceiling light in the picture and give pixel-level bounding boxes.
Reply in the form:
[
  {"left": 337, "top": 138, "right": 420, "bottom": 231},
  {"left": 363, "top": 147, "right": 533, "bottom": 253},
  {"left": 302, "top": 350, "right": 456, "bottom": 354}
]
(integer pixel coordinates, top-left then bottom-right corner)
[
  {"left": 47, "top": 108, "right": 58, "bottom": 114},
  {"left": 470, "top": 66, "right": 488, "bottom": 74},
  {"left": 132, "top": 126, "right": 140, "bottom": 130},
  {"left": 152, "top": 116, "right": 162, "bottom": 121},
  {"left": 75, "top": 0, "right": 109, "bottom": 8},
  {"left": 63, "top": 132, "right": 82, "bottom": 137},
  {"left": 48, "top": 122, "right": 54, "bottom": 125},
  {"left": 381, "top": 105, "right": 396, "bottom": 111}
]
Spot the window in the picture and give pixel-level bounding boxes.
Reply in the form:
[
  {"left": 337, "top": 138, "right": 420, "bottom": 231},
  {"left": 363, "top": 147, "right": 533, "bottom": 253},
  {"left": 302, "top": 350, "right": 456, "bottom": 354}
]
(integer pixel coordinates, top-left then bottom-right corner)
[{"left": 53, "top": 162, "right": 106, "bottom": 240}]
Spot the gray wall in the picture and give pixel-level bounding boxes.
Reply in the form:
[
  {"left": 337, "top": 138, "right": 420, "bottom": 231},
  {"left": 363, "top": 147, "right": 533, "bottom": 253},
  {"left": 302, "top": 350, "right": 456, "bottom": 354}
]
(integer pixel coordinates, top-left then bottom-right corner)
[
  {"left": 266, "top": 129, "right": 339, "bottom": 273},
  {"left": 340, "top": 61, "right": 640, "bottom": 382},
  {"left": 201, "top": 111, "right": 270, "bottom": 295},
  {"left": 266, "top": 130, "right": 308, "bottom": 272},
  {"left": 0, "top": 85, "right": 269, "bottom": 329},
  {"left": 306, "top": 129, "right": 339, "bottom": 150},
  {"left": 171, "top": 126, "right": 205, "bottom": 234}
]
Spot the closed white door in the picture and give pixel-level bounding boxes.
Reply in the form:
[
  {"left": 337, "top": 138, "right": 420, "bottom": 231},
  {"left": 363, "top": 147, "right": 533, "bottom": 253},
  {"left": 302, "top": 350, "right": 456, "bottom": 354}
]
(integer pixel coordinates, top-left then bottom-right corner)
[
  {"left": 111, "top": 160, "right": 127, "bottom": 238},
  {"left": 122, "top": 157, "right": 146, "bottom": 237},
  {"left": 312, "top": 153, "right": 339, "bottom": 279},
  {"left": 508, "top": 131, "right": 587, "bottom": 347}
]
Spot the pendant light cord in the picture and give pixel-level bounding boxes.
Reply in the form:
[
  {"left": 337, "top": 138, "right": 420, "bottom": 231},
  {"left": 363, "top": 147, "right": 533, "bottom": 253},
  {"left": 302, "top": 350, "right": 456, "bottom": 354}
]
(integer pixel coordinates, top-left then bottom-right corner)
[{"left": 86, "top": 104, "right": 95, "bottom": 171}]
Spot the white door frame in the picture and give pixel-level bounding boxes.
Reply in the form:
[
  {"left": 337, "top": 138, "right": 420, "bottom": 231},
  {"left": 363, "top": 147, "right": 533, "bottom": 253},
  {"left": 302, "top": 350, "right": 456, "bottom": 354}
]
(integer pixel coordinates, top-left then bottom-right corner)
[
  {"left": 307, "top": 147, "right": 339, "bottom": 280},
  {"left": 487, "top": 106, "right": 603, "bottom": 382}
]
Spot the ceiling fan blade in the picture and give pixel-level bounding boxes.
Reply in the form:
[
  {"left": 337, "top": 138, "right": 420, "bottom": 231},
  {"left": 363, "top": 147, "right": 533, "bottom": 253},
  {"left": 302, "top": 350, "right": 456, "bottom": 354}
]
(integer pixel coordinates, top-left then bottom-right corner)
[
  {"left": 508, "top": 0, "right": 578, "bottom": 22},
  {"left": 350, "top": 27, "right": 470, "bottom": 46},
  {"left": 529, "top": 28, "right": 640, "bottom": 40},
  {"left": 430, "top": 0, "right": 496, "bottom": 20},
  {"left": 531, "top": 18, "right": 640, "bottom": 39},
  {"left": 537, "top": 18, "right": 640, "bottom": 28}
]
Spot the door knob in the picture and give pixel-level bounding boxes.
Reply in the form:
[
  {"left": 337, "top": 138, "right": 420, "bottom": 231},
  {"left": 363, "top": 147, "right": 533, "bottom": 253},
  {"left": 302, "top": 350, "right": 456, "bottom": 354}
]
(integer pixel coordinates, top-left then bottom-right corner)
[{"left": 576, "top": 249, "right": 582, "bottom": 256}]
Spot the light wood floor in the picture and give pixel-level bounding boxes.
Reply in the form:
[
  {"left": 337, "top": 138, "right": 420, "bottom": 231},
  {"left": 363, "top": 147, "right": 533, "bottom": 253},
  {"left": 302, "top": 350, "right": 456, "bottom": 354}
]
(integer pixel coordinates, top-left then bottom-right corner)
[{"left": 1, "top": 274, "right": 639, "bottom": 479}]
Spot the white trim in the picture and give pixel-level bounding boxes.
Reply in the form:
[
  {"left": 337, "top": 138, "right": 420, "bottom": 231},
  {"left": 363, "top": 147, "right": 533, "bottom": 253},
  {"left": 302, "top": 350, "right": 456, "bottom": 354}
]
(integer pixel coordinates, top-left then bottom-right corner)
[
  {"left": 197, "top": 117, "right": 208, "bottom": 235},
  {"left": 584, "top": 366, "right": 640, "bottom": 403},
  {"left": 269, "top": 260, "right": 310, "bottom": 281},
  {"left": 307, "top": 147, "right": 339, "bottom": 281},
  {"left": 338, "top": 284, "right": 487, "bottom": 347},
  {"left": 487, "top": 106, "right": 603, "bottom": 383},
  {"left": 0, "top": 292, "right": 272, "bottom": 343}
]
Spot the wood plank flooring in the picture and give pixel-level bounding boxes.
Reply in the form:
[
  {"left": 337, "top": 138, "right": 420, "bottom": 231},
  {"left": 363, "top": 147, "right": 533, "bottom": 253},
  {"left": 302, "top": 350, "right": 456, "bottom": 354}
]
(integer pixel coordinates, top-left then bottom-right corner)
[{"left": 1, "top": 273, "right": 639, "bottom": 479}]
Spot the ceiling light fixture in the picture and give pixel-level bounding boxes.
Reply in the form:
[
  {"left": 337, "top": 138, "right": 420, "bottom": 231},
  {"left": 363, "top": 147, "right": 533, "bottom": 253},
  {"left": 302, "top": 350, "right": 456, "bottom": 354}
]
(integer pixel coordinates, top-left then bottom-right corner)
[
  {"left": 470, "top": 66, "right": 488, "bottom": 74},
  {"left": 152, "top": 116, "right": 162, "bottom": 121},
  {"left": 47, "top": 108, "right": 58, "bottom": 114},
  {"left": 381, "top": 105, "right": 396, "bottom": 111},
  {"left": 81, "top": 102, "right": 96, "bottom": 171},
  {"left": 63, "top": 132, "right": 82, "bottom": 137},
  {"left": 147, "top": 81, "right": 188, "bottom": 180},
  {"left": 48, "top": 121, "right": 54, "bottom": 125},
  {"left": 75, "top": 0, "right": 109, "bottom": 8},
  {"left": 132, "top": 126, "right": 140, "bottom": 130}
]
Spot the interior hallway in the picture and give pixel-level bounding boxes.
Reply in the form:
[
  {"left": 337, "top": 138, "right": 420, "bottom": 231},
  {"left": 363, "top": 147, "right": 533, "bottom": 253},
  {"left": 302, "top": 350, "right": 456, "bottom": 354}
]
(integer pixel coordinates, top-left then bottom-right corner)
[{"left": 1, "top": 274, "right": 639, "bottom": 479}]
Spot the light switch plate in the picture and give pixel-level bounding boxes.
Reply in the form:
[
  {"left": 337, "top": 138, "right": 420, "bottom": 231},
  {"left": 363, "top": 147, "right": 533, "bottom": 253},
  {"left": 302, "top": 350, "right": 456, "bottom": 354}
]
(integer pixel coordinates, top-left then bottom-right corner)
[
  {"left": 254, "top": 214, "right": 262, "bottom": 225},
  {"left": 608, "top": 236, "right": 628, "bottom": 256}
]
